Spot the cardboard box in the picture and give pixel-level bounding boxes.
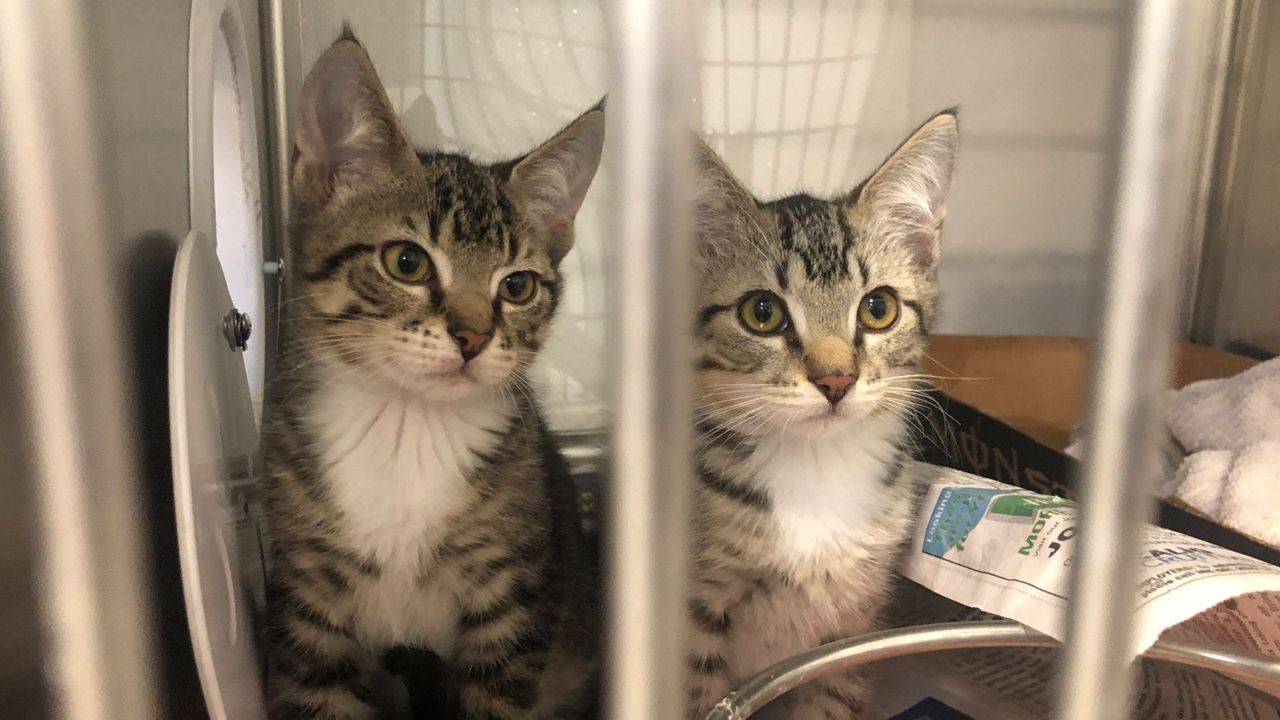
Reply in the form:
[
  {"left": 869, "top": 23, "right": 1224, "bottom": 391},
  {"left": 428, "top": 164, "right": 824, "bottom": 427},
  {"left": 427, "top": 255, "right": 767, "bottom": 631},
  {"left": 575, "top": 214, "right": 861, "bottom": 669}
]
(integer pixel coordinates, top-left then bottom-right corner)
[
  {"left": 919, "top": 335, "right": 1278, "bottom": 566},
  {"left": 923, "top": 335, "right": 1258, "bottom": 451}
]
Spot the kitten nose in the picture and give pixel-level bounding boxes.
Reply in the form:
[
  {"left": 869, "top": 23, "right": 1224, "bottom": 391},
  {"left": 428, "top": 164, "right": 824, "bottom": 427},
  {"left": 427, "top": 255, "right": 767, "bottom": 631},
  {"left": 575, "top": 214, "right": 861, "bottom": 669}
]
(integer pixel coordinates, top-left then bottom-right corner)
[
  {"left": 450, "top": 327, "right": 492, "bottom": 362},
  {"left": 810, "top": 373, "right": 854, "bottom": 404}
]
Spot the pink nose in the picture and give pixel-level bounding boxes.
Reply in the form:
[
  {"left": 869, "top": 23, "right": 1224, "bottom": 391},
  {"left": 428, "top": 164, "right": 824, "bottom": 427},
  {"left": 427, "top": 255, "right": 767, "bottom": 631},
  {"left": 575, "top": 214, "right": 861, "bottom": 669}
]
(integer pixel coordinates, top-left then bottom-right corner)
[
  {"left": 810, "top": 373, "right": 854, "bottom": 404},
  {"left": 450, "top": 328, "right": 492, "bottom": 361}
]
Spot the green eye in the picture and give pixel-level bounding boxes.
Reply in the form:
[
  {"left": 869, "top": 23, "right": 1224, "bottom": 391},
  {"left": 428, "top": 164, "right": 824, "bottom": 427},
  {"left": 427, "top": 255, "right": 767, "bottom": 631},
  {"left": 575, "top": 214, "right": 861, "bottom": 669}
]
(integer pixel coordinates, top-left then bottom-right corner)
[
  {"left": 738, "top": 292, "right": 788, "bottom": 335},
  {"left": 858, "top": 287, "right": 899, "bottom": 331},
  {"left": 382, "top": 242, "right": 432, "bottom": 283},
  {"left": 499, "top": 271, "right": 537, "bottom": 304}
]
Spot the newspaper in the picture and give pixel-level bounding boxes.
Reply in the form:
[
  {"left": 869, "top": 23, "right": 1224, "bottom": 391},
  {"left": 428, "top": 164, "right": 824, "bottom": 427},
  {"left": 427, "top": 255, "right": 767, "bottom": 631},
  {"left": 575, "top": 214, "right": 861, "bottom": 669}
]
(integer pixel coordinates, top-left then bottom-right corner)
[
  {"left": 871, "top": 584, "right": 1280, "bottom": 719},
  {"left": 868, "top": 463, "right": 1280, "bottom": 719}
]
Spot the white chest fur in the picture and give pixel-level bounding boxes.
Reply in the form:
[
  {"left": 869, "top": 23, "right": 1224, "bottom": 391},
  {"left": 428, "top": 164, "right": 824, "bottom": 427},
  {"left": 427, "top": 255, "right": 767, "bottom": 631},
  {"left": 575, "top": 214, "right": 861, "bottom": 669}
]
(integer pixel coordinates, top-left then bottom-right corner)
[
  {"left": 305, "top": 365, "right": 509, "bottom": 648},
  {"left": 748, "top": 414, "right": 905, "bottom": 581}
]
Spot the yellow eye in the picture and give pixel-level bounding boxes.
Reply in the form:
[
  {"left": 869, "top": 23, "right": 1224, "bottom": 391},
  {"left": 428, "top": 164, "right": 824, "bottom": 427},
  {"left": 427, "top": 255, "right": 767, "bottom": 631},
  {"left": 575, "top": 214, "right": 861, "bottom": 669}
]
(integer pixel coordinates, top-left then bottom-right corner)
[
  {"left": 498, "top": 271, "right": 537, "bottom": 304},
  {"left": 857, "top": 287, "right": 899, "bottom": 331},
  {"left": 382, "top": 242, "right": 432, "bottom": 283},
  {"left": 737, "top": 292, "right": 788, "bottom": 335}
]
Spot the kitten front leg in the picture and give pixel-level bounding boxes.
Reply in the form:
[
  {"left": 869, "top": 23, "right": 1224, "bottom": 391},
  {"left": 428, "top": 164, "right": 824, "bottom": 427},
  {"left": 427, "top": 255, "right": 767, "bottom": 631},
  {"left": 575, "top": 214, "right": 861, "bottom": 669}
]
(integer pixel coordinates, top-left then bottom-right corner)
[
  {"left": 450, "top": 563, "right": 553, "bottom": 719},
  {"left": 685, "top": 596, "right": 738, "bottom": 720},
  {"left": 788, "top": 669, "right": 869, "bottom": 720},
  {"left": 265, "top": 586, "right": 380, "bottom": 720},
  {"left": 687, "top": 657, "right": 734, "bottom": 720}
]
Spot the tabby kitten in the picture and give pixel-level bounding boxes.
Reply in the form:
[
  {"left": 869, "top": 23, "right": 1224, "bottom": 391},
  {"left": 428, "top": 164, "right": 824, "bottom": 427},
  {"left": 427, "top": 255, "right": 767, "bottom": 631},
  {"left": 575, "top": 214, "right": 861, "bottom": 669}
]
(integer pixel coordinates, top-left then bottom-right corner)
[
  {"left": 261, "top": 33, "right": 604, "bottom": 720},
  {"left": 685, "top": 112, "right": 958, "bottom": 719}
]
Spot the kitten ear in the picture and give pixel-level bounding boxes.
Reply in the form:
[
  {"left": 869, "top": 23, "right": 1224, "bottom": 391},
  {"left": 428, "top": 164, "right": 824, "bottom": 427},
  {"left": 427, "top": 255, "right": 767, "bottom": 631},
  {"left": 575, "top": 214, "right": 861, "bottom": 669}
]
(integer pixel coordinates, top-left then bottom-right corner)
[
  {"left": 693, "top": 135, "right": 760, "bottom": 260},
  {"left": 293, "top": 35, "right": 417, "bottom": 205},
  {"left": 504, "top": 105, "right": 606, "bottom": 261},
  {"left": 855, "top": 109, "right": 959, "bottom": 271}
]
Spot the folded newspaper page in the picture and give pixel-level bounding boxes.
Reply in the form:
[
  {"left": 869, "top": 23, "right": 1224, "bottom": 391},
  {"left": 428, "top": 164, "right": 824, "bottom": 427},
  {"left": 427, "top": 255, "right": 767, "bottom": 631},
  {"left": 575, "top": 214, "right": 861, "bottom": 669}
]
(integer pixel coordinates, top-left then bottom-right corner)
[
  {"left": 871, "top": 583, "right": 1280, "bottom": 719},
  {"left": 867, "top": 463, "right": 1280, "bottom": 718}
]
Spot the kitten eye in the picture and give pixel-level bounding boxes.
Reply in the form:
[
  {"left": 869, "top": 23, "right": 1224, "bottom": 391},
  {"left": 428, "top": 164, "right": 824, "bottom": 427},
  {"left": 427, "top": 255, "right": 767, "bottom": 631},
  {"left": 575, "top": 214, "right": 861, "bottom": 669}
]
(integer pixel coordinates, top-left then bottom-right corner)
[
  {"left": 499, "top": 271, "right": 537, "bottom": 304},
  {"left": 857, "top": 287, "right": 899, "bottom": 331},
  {"left": 737, "top": 291, "right": 788, "bottom": 335},
  {"left": 382, "top": 242, "right": 433, "bottom": 283}
]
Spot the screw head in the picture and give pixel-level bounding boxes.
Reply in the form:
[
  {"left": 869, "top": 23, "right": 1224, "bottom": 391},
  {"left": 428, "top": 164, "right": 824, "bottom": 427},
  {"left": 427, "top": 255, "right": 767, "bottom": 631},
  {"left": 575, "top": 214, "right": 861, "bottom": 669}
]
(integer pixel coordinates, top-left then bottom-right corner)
[{"left": 222, "top": 309, "right": 252, "bottom": 351}]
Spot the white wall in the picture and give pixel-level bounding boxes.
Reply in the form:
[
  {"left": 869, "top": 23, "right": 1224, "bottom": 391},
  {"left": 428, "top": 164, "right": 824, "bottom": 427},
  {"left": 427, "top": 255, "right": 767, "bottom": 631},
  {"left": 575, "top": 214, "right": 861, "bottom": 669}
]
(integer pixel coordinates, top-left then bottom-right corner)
[
  {"left": 906, "top": 0, "right": 1123, "bottom": 337},
  {"left": 295, "top": 0, "right": 1127, "bottom": 428}
]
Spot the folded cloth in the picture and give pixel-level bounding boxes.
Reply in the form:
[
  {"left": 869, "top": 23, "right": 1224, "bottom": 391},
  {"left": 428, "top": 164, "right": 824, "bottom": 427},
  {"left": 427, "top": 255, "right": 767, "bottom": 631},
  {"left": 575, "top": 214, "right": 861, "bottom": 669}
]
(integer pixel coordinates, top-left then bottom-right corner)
[
  {"left": 1066, "top": 356, "right": 1280, "bottom": 547},
  {"left": 1168, "top": 356, "right": 1280, "bottom": 453},
  {"left": 1167, "top": 357, "right": 1280, "bottom": 547},
  {"left": 1064, "top": 389, "right": 1183, "bottom": 497},
  {"left": 1171, "top": 449, "right": 1233, "bottom": 518},
  {"left": 1217, "top": 441, "right": 1280, "bottom": 547}
]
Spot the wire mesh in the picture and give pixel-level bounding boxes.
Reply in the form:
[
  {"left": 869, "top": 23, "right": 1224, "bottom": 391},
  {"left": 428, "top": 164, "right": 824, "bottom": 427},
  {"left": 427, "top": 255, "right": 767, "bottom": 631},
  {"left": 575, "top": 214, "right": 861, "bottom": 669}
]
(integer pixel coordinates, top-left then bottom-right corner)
[{"left": 297, "top": 0, "right": 894, "bottom": 432}]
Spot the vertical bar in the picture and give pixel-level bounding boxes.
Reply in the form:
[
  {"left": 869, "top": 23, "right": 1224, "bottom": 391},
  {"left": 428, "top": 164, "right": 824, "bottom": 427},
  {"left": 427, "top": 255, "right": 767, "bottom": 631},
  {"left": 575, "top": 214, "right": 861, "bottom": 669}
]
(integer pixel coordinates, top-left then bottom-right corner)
[
  {"left": 605, "top": 2, "right": 700, "bottom": 720},
  {"left": 261, "top": 0, "right": 294, "bottom": 345},
  {"left": 262, "top": 0, "right": 292, "bottom": 252},
  {"left": 1179, "top": 0, "right": 1249, "bottom": 338},
  {"left": 1190, "top": 0, "right": 1267, "bottom": 346},
  {"left": 1058, "top": 2, "right": 1218, "bottom": 719},
  {"left": 0, "top": 1, "right": 160, "bottom": 718}
]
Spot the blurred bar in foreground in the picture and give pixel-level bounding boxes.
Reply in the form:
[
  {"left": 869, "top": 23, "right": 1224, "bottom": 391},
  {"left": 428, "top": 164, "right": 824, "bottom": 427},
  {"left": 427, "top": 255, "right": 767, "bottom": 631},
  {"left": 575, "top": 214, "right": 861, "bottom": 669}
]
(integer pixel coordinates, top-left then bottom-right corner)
[
  {"left": 604, "top": 1, "right": 700, "bottom": 720},
  {"left": 1058, "top": 2, "right": 1227, "bottom": 720},
  {"left": 0, "top": 1, "right": 160, "bottom": 718}
]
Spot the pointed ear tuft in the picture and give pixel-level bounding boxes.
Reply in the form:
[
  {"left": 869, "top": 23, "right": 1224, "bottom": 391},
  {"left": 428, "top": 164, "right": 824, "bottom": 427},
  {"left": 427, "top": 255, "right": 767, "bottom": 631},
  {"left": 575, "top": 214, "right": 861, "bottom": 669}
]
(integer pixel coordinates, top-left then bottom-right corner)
[
  {"left": 338, "top": 21, "right": 360, "bottom": 45},
  {"left": 692, "top": 134, "right": 761, "bottom": 262},
  {"left": 293, "top": 39, "right": 416, "bottom": 206},
  {"left": 856, "top": 109, "right": 959, "bottom": 271},
  {"left": 504, "top": 107, "right": 605, "bottom": 259}
]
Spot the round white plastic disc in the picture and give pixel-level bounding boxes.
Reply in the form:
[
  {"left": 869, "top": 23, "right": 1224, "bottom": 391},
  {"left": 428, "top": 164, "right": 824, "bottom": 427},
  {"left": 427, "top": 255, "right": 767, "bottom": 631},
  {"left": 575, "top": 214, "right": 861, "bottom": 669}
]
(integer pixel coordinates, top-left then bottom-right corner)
[{"left": 169, "top": 229, "right": 267, "bottom": 719}]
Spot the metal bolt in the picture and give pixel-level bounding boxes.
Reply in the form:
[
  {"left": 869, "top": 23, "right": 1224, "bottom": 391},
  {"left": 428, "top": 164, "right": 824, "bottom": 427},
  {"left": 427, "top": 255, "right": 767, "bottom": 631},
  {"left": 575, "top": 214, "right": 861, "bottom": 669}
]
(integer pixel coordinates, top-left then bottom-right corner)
[
  {"left": 262, "top": 258, "right": 284, "bottom": 275},
  {"left": 222, "top": 309, "right": 252, "bottom": 351}
]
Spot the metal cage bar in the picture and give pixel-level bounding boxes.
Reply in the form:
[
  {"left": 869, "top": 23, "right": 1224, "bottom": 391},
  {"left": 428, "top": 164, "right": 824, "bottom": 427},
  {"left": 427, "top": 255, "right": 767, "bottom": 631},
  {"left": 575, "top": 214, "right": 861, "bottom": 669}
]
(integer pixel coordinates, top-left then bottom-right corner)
[
  {"left": 0, "top": 1, "right": 161, "bottom": 718},
  {"left": 604, "top": 3, "right": 701, "bottom": 720},
  {"left": 262, "top": 0, "right": 295, "bottom": 350},
  {"left": 1058, "top": 2, "right": 1226, "bottom": 719}
]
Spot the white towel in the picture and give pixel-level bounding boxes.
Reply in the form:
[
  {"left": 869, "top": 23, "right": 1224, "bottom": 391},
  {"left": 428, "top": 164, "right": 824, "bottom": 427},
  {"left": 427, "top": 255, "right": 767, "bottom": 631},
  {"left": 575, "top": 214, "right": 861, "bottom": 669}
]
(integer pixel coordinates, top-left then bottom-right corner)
[
  {"left": 1167, "top": 357, "right": 1280, "bottom": 547},
  {"left": 1064, "top": 356, "right": 1280, "bottom": 547},
  {"left": 1063, "top": 388, "right": 1184, "bottom": 497}
]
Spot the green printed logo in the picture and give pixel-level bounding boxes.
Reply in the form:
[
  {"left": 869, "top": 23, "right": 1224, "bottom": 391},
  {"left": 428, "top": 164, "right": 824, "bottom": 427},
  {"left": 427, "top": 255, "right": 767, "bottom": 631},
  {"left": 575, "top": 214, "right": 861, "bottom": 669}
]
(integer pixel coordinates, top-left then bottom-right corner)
[
  {"left": 989, "top": 494, "right": 1072, "bottom": 519},
  {"left": 998, "top": 496, "right": 1074, "bottom": 557}
]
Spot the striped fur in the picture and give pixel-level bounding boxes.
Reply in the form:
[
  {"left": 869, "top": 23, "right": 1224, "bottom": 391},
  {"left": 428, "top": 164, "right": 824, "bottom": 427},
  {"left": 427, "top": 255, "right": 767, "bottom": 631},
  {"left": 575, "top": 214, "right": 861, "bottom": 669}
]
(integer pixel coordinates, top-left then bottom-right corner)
[
  {"left": 263, "top": 33, "right": 603, "bottom": 720},
  {"left": 686, "top": 112, "right": 959, "bottom": 719}
]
